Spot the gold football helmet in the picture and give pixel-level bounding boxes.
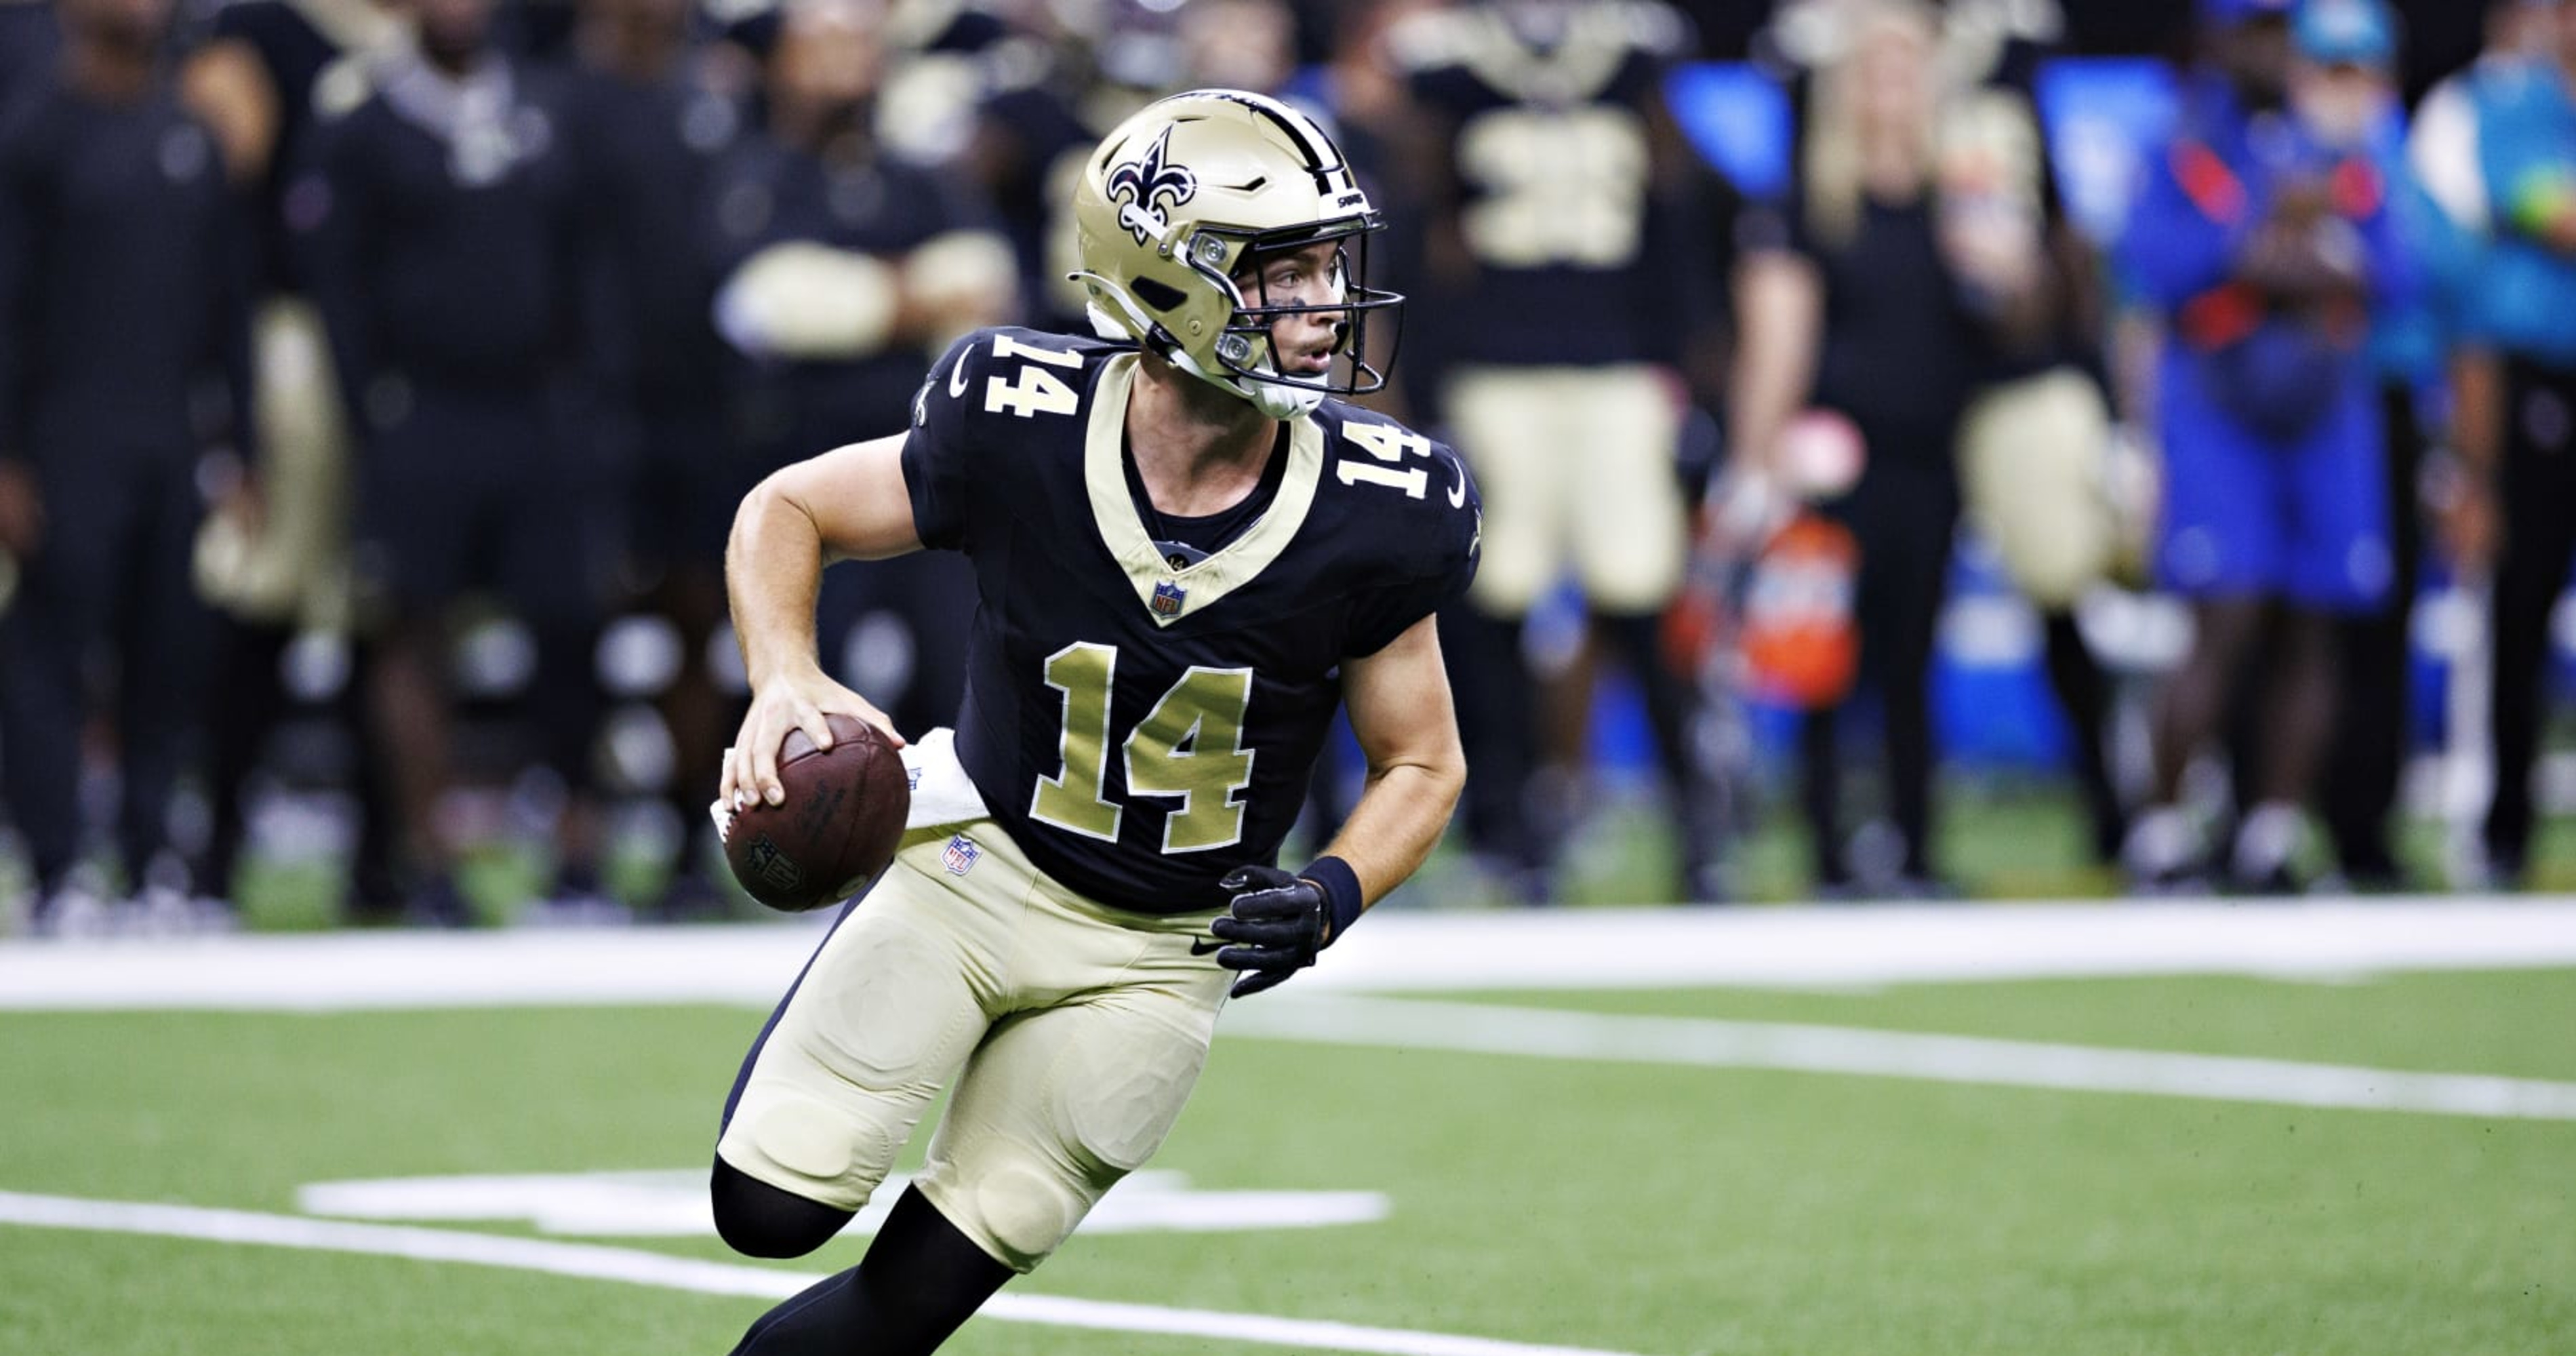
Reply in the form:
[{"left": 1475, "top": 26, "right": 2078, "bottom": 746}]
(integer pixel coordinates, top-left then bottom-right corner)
[{"left": 1071, "top": 89, "right": 1401, "bottom": 417}]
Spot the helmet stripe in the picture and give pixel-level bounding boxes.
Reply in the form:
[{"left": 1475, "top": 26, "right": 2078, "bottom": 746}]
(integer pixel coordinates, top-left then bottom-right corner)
[{"left": 1191, "top": 87, "right": 1346, "bottom": 194}]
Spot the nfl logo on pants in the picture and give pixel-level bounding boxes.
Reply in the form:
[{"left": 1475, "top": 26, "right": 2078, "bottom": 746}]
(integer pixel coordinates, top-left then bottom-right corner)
[{"left": 942, "top": 835, "right": 981, "bottom": 876}]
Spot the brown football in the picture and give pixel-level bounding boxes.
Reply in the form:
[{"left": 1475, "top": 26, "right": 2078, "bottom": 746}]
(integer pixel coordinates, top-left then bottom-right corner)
[{"left": 722, "top": 714, "right": 910, "bottom": 912}]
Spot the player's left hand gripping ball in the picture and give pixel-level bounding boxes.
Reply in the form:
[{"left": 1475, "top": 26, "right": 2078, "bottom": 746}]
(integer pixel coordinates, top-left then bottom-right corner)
[{"left": 1211, "top": 864, "right": 1359, "bottom": 998}]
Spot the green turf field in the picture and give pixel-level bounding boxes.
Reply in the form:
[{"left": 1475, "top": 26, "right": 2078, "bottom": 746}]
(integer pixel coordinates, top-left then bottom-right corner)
[
  {"left": 190, "top": 780, "right": 2576, "bottom": 935},
  {"left": 5, "top": 953, "right": 2572, "bottom": 1355}
]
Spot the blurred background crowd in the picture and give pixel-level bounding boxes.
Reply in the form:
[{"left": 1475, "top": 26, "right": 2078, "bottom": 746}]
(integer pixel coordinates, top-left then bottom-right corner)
[{"left": 3, "top": 0, "right": 2572, "bottom": 932}]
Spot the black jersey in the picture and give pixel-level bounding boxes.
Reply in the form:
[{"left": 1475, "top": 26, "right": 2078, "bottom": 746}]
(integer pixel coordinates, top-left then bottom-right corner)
[
  {"left": 1394, "top": 0, "right": 1688, "bottom": 368},
  {"left": 900, "top": 327, "right": 1481, "bottom": 915},
  {"left": 207, "top": 0, "right": 353, "bottom": 296},
  {"left": 975, "top": 75, "right": 1104, "bottom": 334},
  {"left": 559, "top": 58, "right": 741, "bottom": 407},
  {"left": 300, "top": 57, "right": 585, "bottom": 395},
  {"left": 0, "top": 0, "right": 58, "bottom": 121},
  {"left": 704, "top": 129, "right": 997, "bottom": 450},
  {"left": 0, "top": 76, "right": 250, "bottom": 460}
]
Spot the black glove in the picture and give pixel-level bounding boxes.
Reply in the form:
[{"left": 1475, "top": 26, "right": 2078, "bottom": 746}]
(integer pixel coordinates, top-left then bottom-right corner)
[{"left": 1210, "top": 864, "right": 1333, "bottom": 999}]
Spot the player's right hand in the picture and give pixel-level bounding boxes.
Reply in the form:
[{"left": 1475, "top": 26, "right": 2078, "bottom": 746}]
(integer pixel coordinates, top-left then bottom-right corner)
[
  {"left": 722, "top": 662, "right": 903, "bottom": 811},
  {"left": 1211, "top": 866, "right": 1333, "bottom": 999}
]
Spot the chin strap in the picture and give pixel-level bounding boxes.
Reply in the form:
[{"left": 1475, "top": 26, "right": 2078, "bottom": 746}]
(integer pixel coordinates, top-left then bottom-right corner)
[
  {"left": 1157, "top": 331, "right": 1327, "bottom": 418},
  {"left": 1203, "top": 350, "right": 1327, "bottom": 418},
  {"left": 1080, "top": 290, "right": 1326, "bottom": 418}
]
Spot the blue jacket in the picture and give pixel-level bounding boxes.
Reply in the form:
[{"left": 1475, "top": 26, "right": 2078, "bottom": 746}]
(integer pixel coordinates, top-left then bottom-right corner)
[
  {"left": 2455, "top": 58, "right": 2576, "bottom": 367},
  {"left": 2118, "top": 75, "right": 2414, "bottom": 441},
  {"left": 2352, "top": 108, "right": 2471, "bottom": 400}
]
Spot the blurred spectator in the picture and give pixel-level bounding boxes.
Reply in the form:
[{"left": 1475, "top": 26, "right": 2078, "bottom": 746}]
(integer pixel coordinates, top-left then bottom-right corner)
[
  {"left": 704, "top": 0, "right": 1011, "bottom": 740},
  {"left": 182, "top": 0, "right": 407, "bottom": 917},
  {"left": 0, "top": 0, "right": 251, "bottom": 928},
  {"left": 2411, "top": 0, "right": 2576, "bottom": 888},
  {"left": 561, "top": 0, "right": 749, "bottom": 913},
  {"left": 1730, "top": 0, "right": 2001, "bottom": 895},
  {"left": 300, "top": 0, "right": 615, "bottom": 922},
  {"left": 1390, "top": 0, "right": 1730, "bottom": 902},
  {"left": 2115, "top": 0, "right": 2411, "bottom": 892}
]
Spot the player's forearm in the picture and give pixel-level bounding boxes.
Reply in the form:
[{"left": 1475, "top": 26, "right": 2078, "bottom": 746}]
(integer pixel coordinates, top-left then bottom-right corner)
[
  {"left": 1318, "top": 755, "right": 1464, "bottom": 910},
  {"left": 1728, "top": 250, "right": 1822, "bottom": 474},
  {"left": 724, "top": 473, "right": 829, "bottom": 689}
]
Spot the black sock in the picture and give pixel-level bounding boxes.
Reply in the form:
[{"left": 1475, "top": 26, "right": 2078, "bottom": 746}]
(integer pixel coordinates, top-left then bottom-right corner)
[{"left": 728, "top": 1186, "right": 1014, "bottom": 1356}]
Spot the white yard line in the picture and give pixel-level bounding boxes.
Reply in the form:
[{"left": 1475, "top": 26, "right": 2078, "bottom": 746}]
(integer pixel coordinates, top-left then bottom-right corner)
[
  {"left": 9, "top": 906, "right": 2575, "bottom": 1120},
  {"left": 0, "top": 1191, "right": 1641, "bottom": 1356},
  {"left": 1226, "top": 997, "right": 2576, "bottom": 1121},
  {"left": 6, "top": 900, "right": 2576, "bottom": 1011}
]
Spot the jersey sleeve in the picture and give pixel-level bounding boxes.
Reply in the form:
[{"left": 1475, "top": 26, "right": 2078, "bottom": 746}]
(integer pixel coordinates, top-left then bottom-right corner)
[
  {"left": 900, "top": 329, "right": 989, "bottom": 551},
  {"left": 1343, "top": 438, "right": 1482, "bottom": 657}
]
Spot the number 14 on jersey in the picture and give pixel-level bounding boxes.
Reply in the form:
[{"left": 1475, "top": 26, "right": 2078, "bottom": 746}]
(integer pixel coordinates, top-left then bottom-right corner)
[
  {"left": 1031, "top": 643, "right": 1258, "bottom": 854},
  {"left": 1338, "top": 421, "right": 1435, "bottom": 499}
]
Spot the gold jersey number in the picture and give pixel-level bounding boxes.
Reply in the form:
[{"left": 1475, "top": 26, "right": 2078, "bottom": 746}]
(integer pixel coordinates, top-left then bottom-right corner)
[
  {"left": 1455, "top": 104, "right": 1650, "bottom": 271},
  {"left": 1030, "top": 642, "right": 1259, "bottom": 853}
]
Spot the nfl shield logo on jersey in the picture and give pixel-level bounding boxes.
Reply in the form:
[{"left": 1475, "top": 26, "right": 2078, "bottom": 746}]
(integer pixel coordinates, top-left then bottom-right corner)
[
  {"left": 942, "top": 835, "right": 982, "bottom": 877},
  {"left": 1151, "top": 579, "right": 1187, "bottom": 618}
]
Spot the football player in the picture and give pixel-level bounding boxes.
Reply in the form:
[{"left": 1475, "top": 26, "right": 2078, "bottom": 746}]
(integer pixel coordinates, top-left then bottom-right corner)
[
  {"left": 704, "top": 0, "right": 1014, "bottom": 763},
  {"left": 1388, "top": 0, "right": 1728, "bottom": 902},
  {"left": 298, "top": 0, "right": 615, "bottom": 922},
  {"left": 557, "top": 0, "right": 750, "bottom": 916},
  {"left": 707, "top": 89, "right": 1479, "bottom": 1355},
  {"left": 2116, "top": 0, "right": 2410, "bottom": 892},
  {"left": 182, "top": 0, "right": 408, "bottom": 919},
  {"left": 0, "top": 0, "right": 250, "bottom": 928}
]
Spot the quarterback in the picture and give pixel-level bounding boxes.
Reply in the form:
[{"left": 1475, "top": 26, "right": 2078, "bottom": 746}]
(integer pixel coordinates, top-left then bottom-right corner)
[{"left": 708, "top": 89, "right": 1480, "bottom": 1354}]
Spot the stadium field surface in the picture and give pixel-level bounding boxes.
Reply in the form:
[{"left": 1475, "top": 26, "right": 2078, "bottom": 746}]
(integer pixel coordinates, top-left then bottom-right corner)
[{"left": 5, "top": 902, "right": 2571, "bottom": 1355}]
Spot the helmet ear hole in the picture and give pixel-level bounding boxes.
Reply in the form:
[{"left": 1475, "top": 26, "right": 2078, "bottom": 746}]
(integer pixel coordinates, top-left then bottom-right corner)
[{"left": 1131, "top": 276, "right": 1188, "bottom": 312}]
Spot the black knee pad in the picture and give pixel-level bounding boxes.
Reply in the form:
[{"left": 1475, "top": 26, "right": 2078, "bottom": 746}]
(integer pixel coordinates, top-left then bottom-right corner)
[{"left": 710, "top": 1157, "right": 854, "bottom": 1259}]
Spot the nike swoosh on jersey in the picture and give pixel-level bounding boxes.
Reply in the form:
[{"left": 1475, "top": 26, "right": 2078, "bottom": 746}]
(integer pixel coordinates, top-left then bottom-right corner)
[
  {"left": 1447, "top": 466, "right": 1468, "bottom": 508},
  {"left": 949, "top": 351, "right": 971, "bottom": 398}
]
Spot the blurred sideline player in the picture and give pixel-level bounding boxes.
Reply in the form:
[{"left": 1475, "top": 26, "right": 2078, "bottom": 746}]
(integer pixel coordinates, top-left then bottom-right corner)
[
  {"left": 1390, "top": 0, "right": 1727, "bottom": 902},
  {"left": 300, "top": 0, "right": 616, "bottom": 920},
  {"left": 967, "top": 0, "right": 1186, "bottom": 335},
  {"left": 183, "top": 0, "right": 407, "bottom": 918},
  {"left": 1936, "top": 0, "right": 2137, "bottom": 871},
  {"left": 0, "top": 0, "right": 248, "bottom": 928},
  {"left": 561, "top": 0, "right": 751, "bottom": 914},
  {"left": 703, "top": 0, "right": 1013, "bottom": 746},
  {"left": 706, "top": 90, "right": 1478, "bottom": 1353},
  {"left": 2116, "top": 0, "right": 2411, "bottom": 891}
]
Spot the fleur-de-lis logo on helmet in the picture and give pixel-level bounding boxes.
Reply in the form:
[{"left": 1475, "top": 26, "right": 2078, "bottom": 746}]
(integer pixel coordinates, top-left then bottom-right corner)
[{"left": 1106, "top": 126, "right": 1198, "bottom": 247}]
